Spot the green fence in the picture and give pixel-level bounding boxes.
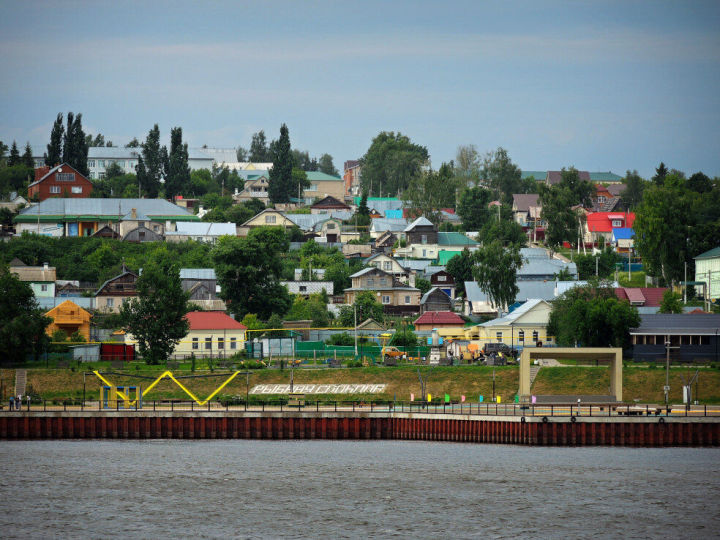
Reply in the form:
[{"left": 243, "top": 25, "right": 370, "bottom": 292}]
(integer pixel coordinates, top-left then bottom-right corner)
[{"left": 295, "top": 341, "right": 429, "bottom": 362}]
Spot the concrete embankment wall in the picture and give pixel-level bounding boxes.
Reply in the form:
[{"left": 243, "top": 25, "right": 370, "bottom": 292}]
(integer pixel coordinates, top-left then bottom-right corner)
[{"left": 1, "top": 412, "right": 718, "bottom": 446}]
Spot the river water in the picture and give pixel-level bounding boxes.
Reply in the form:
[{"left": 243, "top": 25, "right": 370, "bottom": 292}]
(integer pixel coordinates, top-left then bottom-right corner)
[{"left": 0, "top": 441, "right": 718, "bottom": 539}]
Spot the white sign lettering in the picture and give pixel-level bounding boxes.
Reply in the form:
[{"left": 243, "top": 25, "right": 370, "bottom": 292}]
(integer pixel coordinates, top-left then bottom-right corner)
[{"left": 250, "top": 383, "right": 387, "bottom": 395}]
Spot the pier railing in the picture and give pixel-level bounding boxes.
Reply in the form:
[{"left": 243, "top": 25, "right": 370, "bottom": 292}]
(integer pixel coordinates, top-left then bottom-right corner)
[{"left": 3, "top": 399, "right": 720, "bottom": 417}]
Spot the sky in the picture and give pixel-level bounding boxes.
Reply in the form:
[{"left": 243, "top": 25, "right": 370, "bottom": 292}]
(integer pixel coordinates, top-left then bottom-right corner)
[{"left": 1, "top": 0, "right": 719, "bottom": 178}]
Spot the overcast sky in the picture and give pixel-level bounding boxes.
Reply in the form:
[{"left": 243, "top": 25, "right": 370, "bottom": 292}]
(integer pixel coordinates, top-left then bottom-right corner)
[{"left": 1, "top": 0, "right": 719, "bottom": 178}]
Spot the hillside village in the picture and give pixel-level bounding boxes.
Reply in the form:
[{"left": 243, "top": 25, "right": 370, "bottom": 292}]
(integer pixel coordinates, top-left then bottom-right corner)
[{"left": 1, "top": 121, "right": 720, "bottom": 367}]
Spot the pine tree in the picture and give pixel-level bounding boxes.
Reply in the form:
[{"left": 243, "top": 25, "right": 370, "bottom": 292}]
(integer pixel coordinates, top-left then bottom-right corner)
[
  {"left": 8, "top": 141, "right": 20, "bottom": 166},
  {"left": 135, "top": 156, "right": 147, "bottom": 198},
  {"left": 165, "top": 127, "right": 190, "bottom": 199},
  {"left": 22, "top": 142, "right": 34, "bottom": 168},
  {"left": 46, "top": 113, "right": 64, "bottom": 167},
  {"left": 268, "top": 124, "right": 292, "bottom": 204}
]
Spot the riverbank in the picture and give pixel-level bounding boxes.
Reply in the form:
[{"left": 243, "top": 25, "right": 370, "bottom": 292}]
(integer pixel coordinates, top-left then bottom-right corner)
[{"left": 3, "top": 365, "right": 720, "bottom": 404}]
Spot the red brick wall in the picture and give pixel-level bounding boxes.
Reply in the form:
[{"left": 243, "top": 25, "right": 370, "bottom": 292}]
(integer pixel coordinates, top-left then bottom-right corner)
[{"left": 28, "top": 165, "right": 93, "bottom": 201}]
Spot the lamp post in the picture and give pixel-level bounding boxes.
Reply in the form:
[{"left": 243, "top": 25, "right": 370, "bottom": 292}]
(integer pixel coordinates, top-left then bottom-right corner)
[{"left": 664, "top": 339, "right": 680, "bottom": 409}]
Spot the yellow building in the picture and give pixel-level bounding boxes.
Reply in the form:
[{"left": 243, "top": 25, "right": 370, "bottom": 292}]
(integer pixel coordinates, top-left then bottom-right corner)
[
  {"left": 465, "top": 299, "right": 555, "bottom": 348},
  {"left": 45, "top": 300, "right": 92, "bottom": 341}
]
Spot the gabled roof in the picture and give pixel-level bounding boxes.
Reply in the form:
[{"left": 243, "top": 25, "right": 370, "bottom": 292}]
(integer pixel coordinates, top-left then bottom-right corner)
[
  {"left": 612, "top": 228, "right": 635, "bottom": 240},
  {"left": 606, "top": 184, "right": 626, "bottom": 197},
  {"left": 479, "top": 299, "right": 551, "bottom": 327},
  {"left": 310, "top": 195, "right": 350, "bottom": 209},
  {"left": 586, "top": 212, "right": 635, "bottom": 233},
  {"left": 371, "top": 218, "right": 409, "bottom": 233},
  {"left": 414, "top": 311, "right": 464, "bottom": 326},
  {"left": 305, "top": 171, "right": 342, "bottom": 181},
  {"left": 350, "top": 267, "right": 391, "bottom": 279},
  {"left": 695, "top": 247, "right": 720, "bottom": 260},
  {"left": 180, "top": 268, "right": 216, "bottom": 280},
  {"left": 185, "top": 311, "right": 247, "bottom": 330},
  {"left": 45, "top": 299, "right": 91, "bottom": 320},
  {"left": 357, "top": 318, "right": 384, "bottom": 330},
  {"left": 16, "top": 198, "right": 196, "bottom": 222},
  {"left": 420, "top": 287, "right": 452, "bottom": 304},
  {"left": 630, "top": 313, "right": 720, "bottom": 335},
  {"left": 615, "top": 287, "right": 667, "bottom": 307},
  {"left": 95, "top": 266, "right": 138, "bottom": 296},
  {"left": 404, "top": 216, "right": 434, "bottom": 232},
  {"left": 512, "top": 194, "right": 540, "bottom": 212},
  {"left": 9, "top": 257, "right": 26, "bottom": 267},
  {"left": 437, "top": 232, "right": 477, "bottom": 246},
  {"left": 27, "top": 163, "right": 88, "bottom": 188},
  {"left": 547, "top": 170, "right": 590, "bottom": 185}
]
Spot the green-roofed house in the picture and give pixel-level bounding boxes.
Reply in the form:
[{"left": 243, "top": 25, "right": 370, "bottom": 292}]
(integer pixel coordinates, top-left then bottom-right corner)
[
  {"left": 396, "top": 217, "right": 479, "bottom": 260},
  {"left": 694, "top": 246, "right": 720, "bottom": 301},
  {"left": 589, "top": 171, "right": 624, "bottom": 184},
  {"left": 521, "top": 170, "right": 547, "bottom": 181},
  {"left": 304, "top": 171, "right": 345, "bottom": 202},
  {"left": 14, "top": 198, "right": 199, "bottom": 237}
]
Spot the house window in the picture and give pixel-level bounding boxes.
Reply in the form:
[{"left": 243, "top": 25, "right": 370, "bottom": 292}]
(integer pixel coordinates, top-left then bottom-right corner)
[
  {"left": 379, "top": 278, "right": 387, "bottom": 286},
  {"left": 205, "top": 337, "right": 212, "bottom": 350},
  {"left": 437, "top": 275, "right": 446, "bottom": 282},
  {"left": 496, "top": 332, "right": 503, "bottom": 342},
  {"left": 56, "top": 173, "right": 75, "bottom": 182},
  {"left": 98, "top": 160, "right": 105, "bottom": 167},
  {"left": 532, "top": 331, "right": 539, "bottom": 342},
  {"left": 383, "top": 261, "right": 392, "bottom": 270},
  {"left": 88, "top": 160, "right": 96, "bottom": 167},
  {"left": 99, "top": 172, "right": 106, "bottom": 179},
  {"left": 421, "top": 234, "right": 427, "bottom": 244},
  {"left": 422, "top": 249, "right": 427, "bottom": 258},
  {"left": 366, "top": 279, "right": 374, "bottom": 287},
  {"left": 299, "top": 285, "right": 307, "bottom": 293},
  {"left": 41, "top": 284, "right": 48, "bottom": 292},
  {"left": 139, "top": 231, "right": 146, "bottom": 240},
  {"left": 71, "top": 186, "right": 82, "bottom": 194},
  {"left": 117, "top": 161, "right": 125, "bottom": 167},
  {"left": 192, "top": 338, "right": 199, "bottom": 350},
  {"left": 218, "top": 337, "right": 224, "bottom": 350},
  {"left": 327, "top": 223, "right": 335, "bottom": 230},
  {"left": 50, "top": 186, "right": 61, "bottom": 194},
  {"left": 597, "top": 196, "right": 606, "bottom": 203},
  {"left": 106, "top": 298, "right": 114, "bottom": 308},
  {"left": 612, "top": 220, "right": 622, "bottom": 227},
  {"left": 265, "top": 215, "right": 276, "bottom": 224},
  {"left": 230, "top": 338, "right": 237, "bottom": 350},
  {"left": 382, "top": 295, "right": 391, "bottom": 304},
  {"left": 518, "top": 330, "right": 524, "bottom": 342},
  {"left": 405, "top": 295, "right": 411, "bottom": 304}
]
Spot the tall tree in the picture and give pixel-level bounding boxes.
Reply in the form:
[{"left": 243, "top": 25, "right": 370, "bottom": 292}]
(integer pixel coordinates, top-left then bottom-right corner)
[
  {"left": 249, "top": 130, "right": 270, "bottom": 162},
  {"left": 539, "top": 168, "right": 593, "bottom": 248},
  {"left": 236, "top": 146, "right": 248, "bottom": 161},
  {"left": 446, "top": 248, "right": 475, "bottom": 298},
  {"left": 482, "top": 147, "right": 524, "bottom": 204},
  {"left": 0, "top": 140, "right": 8, "bottom": 164},
  {"left": 61, "top": 112, "right": 89, "bottom": 175},
  {"left": 268, "top": 124, "right": 293, "bottom": 204},
  {"left": 120, "top": 249, "right": 190, "bottom": 365},
  {"left": 338, "top": 290, "right": 385, "bottom": 326},
  {"left": 136, "top": 124, "right": 164, "bottom": 198},
  {"left": 46, "top": 113, "right": 64, "bottom": 166},
  {"left": 125, "top": 137, "right": 140, "bottom": 148},
  {"left": 687, "top": 171, "right": 712, "bottom": 194},
  {"left": 652, "top": 162, "right": 668, "bottom": 185},
  {"left": 165, "top": 127, "right": 190, "bottom": 199},
  {"left": 472, "top": 241, "right": 524, "bottom": 313},
  {"left": 317, "top": 153, "right": 338, "bottom": 176},
  {"left": 621, "top": 170, "right": 646, "bottom": 210},
  {"left": 360, "top": 131, "right": 428, "bottom": 196},
  {"left": 455, "top": 144, "right": 480, "bottom": 184},
  {"left": 8, "top": 141, "right": 20, "bottom": 166},
  {"left": 658, "top": 290, "right": 683, "bottom": 314},
  {"left": 291, "top": 167, "right": 310, "bottom": 200},
  {"left": 0, "top": 270, "right": 51, "bottom": 365},
  {"left": 457, "top": 186, "right": 493, "bottom": 231},
  {"left": 22, "top": 142, "right": 34, "bottom": 169},
  {"left": 212, "top": 227, "right": 292, "bottom": 319},
  {"left": 401, "top": 162, "right": 459, "bottom": 225}
]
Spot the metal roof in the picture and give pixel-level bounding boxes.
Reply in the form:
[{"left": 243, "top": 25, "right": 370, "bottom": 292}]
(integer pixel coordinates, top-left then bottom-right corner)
[
  {"left": 179, "top": 268, "right": 216, "bottom": 280},
  {"left": 17, "top": 198, "right": 195, "bottom": 219},
  {"left": 305, "top": 171, "right": 342, "bottom": 181},
  {"left": 521, "top": 170, "right": 546, "bottom": 180},
  {"left": 167, "top": 222, "right": 236, "bottom": 236},
  {"left": 404, "top": 216, "right": 434, "bottom": 231},
  {"left": 437, "top": 232, "right": 477, "bottom": 246},
  {"left": 480, "top": 299, "right": 550, "bottom": 327},
  {"left": 695, "top": 246, "right": 720, "bottom": 260},
  {"left": 630, "top": 313, "right": 720, "bottom": 334},
  {"left": 370, "top": 218, "right": 409, "bottom": 233}
]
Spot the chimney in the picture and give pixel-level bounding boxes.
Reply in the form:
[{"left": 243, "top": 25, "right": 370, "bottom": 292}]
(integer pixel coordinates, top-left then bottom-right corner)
[
  {"left": 35, "top": 166, "right": 50, "bottom": 182},
  {"left": 131, "top": 208, "right": 137, "bottom": 219},
  {"left": 43, "top": 262, "right": 49, "bottom": 271}
]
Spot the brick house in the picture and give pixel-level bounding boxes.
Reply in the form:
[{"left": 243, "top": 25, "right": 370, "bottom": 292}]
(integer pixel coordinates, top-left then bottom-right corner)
[{"left": 27, "top": 164, "right": 92, "bottom": 201}]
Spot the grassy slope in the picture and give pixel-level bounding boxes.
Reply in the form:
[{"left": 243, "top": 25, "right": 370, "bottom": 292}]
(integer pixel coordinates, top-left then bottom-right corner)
[{"left": 6, "top": 365, "right": 720, "bottom": 404}]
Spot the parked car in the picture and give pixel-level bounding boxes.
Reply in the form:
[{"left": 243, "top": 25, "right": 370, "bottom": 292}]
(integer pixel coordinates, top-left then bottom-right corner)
[
  {"left": 482, "top": 343, "right": 518, "bottom": 361},
  {"left": 382, "top": 346, "right": 407, "bottom": 361}
]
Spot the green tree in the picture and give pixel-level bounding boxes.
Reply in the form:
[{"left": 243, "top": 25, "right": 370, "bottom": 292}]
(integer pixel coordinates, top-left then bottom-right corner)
[
  {"left": 136, "top": 124, "right": 165, "bottom": 198},
  {"left": 547, "top": 283, "right": 640, "bottom": 347},
  {"left": 62, "top": 112, "right": 89, "bottom": 176},
  {"left": 125, "top": 137, "right": 140, "bottom": 148},
  {"left": 539, "top": 168, "right": 593, "bottom": 248},
  {"left": 8, "top": 141, "right": 20, "bottom": 166},
  {"left": 0, "top": 270, "right": 51, "bottom": 365},
  {"left": 415, "top": 277, "right": 431, "bottom": 295},
  {"left": 165, "top": 127, "right": 190, "bottom": 199},
  {"left": 360, "top": 131, "right": 428, "bottom": 196},
  {"left": 687, "top": 172, "right": 712, "bottom": 194},
  {"left": 482, "top": 147, "right": 524, "bottom": 204},
  {"left": 212, "top": 227, "right": 292, "bottom": 319},
  {"left": 291, "top": 167, "right": 310, "bottom": 200},
  {"left": 389, "top": 326, "right": 418, "bottom": 347},
  {"left": 472, "top": 241, "right": 524, "bottom": 312},
  {"left": 457, "top": 186, "right": 494, "bottom": 231},
  {"left": 574, "top": 248, "right": 618, "bottom": 280},
  {"left": 22, "top": 142, "right": 34, "bottom": 169},
  {"left": 659, "top": 289, "right": 683, "bottom": 314},
  {"left": 652, "top": 162, "right": 668, "bottom": 185},
  {"left": 120, "top": 250, "right": 190, "bottom": 364},
  {"left": 0, "top": 164, "right": 33, "bottom": 196},
  {"left": 249, "top": 130, "right": 270, "bottom": 162},
  {"left": 240, "top": 313, "right": 265, "bottom": 332},
  {"left": 338, "top": 290, "right": 384, "bottom": 326},
  {"left": 46, "top": 113, "right": 64, "bottom": 167},
  {"left": 401, "top": 162, "right": 459, "bottom": 225},
  {"left": 268, "top": 124, "right": 293, "bottom": 203},
  {"left": 455, "top": 144, "right": 481, "bottom": 185},
  {"left": 0, "top": 140, "right": 8, "bottom": 165},
  {"left": 446, "top": 248, "right": 475, "bottom": 297},
  {"left": 478, "top": 214, "right": 526, "bottom": 247},
  {"left": 317, "top": 153, "right": 338, "bottom": 176},
  {"left": 236, "top": 146, "right": 248, "bottom": 162},
  {"left": 621, "top": 170, "right": 646, "bottom": 210}
]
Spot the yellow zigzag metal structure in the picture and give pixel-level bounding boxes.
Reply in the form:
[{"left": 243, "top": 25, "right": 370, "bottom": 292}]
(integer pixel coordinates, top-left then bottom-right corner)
[{"left": 93, "top": 370, "right": 241, "bottom": 406}]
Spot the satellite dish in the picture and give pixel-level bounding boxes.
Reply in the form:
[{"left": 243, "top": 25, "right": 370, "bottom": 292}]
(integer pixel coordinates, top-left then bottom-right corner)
[{"left": 58, "top": 167, "right": 63, "bottom": 172}]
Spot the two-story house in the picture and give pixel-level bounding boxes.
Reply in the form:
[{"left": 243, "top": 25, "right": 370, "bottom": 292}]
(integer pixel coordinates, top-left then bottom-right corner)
[
  {"left": 27, "top": 164, "right": 93, "bottom": 201},
  {"left": 9, "top": 259, "right": 56, "bottom": 298},
  {"left": 95, "top": 265, "right": 139, "bottom": 313},
  {"left": 364, "top": 253, "right": 414, "bottom": 286},
  {"left": 344, "top": 267, "right": 421, "bottom": 315}
]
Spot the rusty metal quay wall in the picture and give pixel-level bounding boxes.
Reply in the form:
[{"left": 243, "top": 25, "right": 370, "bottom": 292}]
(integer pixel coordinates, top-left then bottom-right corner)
[{"left": 1, "top": 412, "right": 719, "bottom": 446}]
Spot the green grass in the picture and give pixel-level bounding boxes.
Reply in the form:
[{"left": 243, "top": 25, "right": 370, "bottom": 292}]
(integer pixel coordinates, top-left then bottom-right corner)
[{"left": 618, "top": 271, "right": 646, "bottom": 288}]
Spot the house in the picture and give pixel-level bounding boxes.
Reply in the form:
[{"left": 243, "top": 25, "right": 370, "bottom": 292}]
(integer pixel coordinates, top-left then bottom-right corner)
[
  {"left": 364, "top": 253, "right": 414, "bottom": 285},
  {"left": 369, "top": 217, "right": 409, "bottom": 239},
  {"left": 165, "top": 222, "right": 237, "bottom": 243},
  {"left": 466, "top": 299, "right": 554, "bottom": 348},
  {"left": 303, "top": 171, "right": 346, "bottom": 202},
  {"left": 512, "top": 194, "right": 542, "bottom": 230},
  {"left": 234, "top": 173, "right": 270, "bottom": 203},
  {"left": 281, "top": 280, "right": 334, "bottom": 296},
  {"left": 126, "top": 311, "right": 247, "bottom": 359},
  {"left": 238, "top": 209, "right": 297, "bottom": 235},
  {"left": 611, "top": 228, "right": 635, "bottom": 254},
  {"left": 694, "top": 246, "right": 720, "bottom": 301},
  {"left": 546, "top": 170, "right": 591, "bottom": 186},
  {"left": 14, "top": 198, "right": 198, "bottom": 237},
  {"left": 375, "top": 231, "right": 397, "bottom": 252},
  {"left": 583, "top": 212, "right": 635, "bottom": 246},
  {"left": 420, "top": 287, "right": 454, "bottom": 313},
  {"left": 404, "top": 216, "right": 438, "bottom": 245},
  {"left": 614, "top": 287, "right": 668, "bottom": 314},
  {"left": 45, "top": 300, "right": 91, "bottom": 342},
  {"left": 343, "top": 160, "right": 362, "bottom": 197},
  {"left": 27, "top": 164, "right": 93, "bottom": 201},
  {"left": 414, "top": 311, "right": 465, "bottom": 332},
  {"left": 398, "top": 226, "right": 479, "bottom": 261},
  {"left": 311, "top": 217, "right": 344, "bottom": 243},
  {"left": 120, "top": 208, "right": 165, "bottom": 242},
  {"left": 517, "top": 247, "right": 578, "bottom": 281},
  {"left": 429, "top": 270, "right": 456, "bottom": 299},
  {"left": 180, "top": 268, "right": 226, "bottom": 311},
  {"left": 629, "top": 313, "right": 720, "bottom": 363},
  {"left": 310, "top": 196, "right": 351, "bottom": 214},
  {"left": 464, "top": 281, "right": 497, "bottom": 317},
  {"left": 356, "top": 318, "right": 385, "bottom": 333},
  {"left": 92, "top": 225, "right": 120, "bottom": 239},
  {"left": 0, "top": 192, "right": 28, "bottom": 213},
  {"left": 9, "top": 259, "right": 56, "bottom": 297},
  {"left": 591, "top": 184, "right": 621, "bottom": 212},
  {"left": 95, "top": 265, "right": 138, "bottom": 313},
  {"left": 344, "top": 267, "right": 421, "bottom": 315}
]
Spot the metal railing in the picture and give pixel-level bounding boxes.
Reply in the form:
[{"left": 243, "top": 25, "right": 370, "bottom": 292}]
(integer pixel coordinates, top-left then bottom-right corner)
[{"left": 2, "top": 399, "right": 719, "bottom": 417}]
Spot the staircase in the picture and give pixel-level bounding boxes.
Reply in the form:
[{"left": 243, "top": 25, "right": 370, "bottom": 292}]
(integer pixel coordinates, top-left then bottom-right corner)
[
  {"left": 529, "top": 365, "right": 541, "bottom": 387},
  {"left": 14, "top": 369, "right": 27, "bottom": 397}
]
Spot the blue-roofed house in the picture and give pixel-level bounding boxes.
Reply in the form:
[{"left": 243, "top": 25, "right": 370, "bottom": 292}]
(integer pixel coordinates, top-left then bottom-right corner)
[{"left": 611, "top": 228, "right": 635, "bottom": 254}]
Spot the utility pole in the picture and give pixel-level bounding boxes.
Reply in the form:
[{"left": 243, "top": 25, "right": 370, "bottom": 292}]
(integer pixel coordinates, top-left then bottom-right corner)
[
  {"left": 664, "top": 339, "right": 680, "bottom": 410},
  {"left": 354, "top": 303, "right": 358, "bottom": 356},
  {"left": 684, "top": 262, "right": 687, "bottom": 304}
]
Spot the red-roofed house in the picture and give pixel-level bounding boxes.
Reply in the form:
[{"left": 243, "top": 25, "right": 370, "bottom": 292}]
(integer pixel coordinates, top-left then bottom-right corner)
[
  {"left": 583, "top": 211, "right": 635, "bottom": 245},
  {"left": 178, "top": 311, "right": 247, "bottom": 358},
  {"left": 615, "top": 288, "right": 667, "bottom": 310},
  {"left": 414, "top": 311, "right": 465, "bottom": 331},
  {"left": 28, "top": 163, "right": 93, "bottom": 201}
]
